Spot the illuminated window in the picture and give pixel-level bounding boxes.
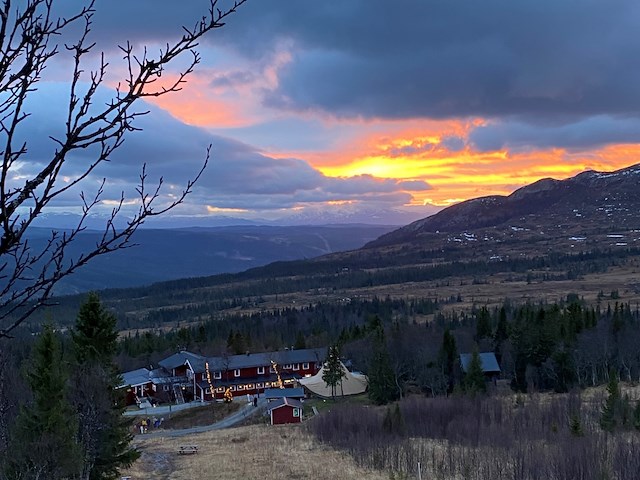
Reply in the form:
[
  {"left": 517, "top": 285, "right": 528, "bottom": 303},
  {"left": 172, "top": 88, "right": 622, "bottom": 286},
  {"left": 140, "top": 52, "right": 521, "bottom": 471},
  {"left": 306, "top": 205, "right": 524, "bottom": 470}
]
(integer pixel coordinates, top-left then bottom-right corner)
[
  {"left": 264, "top": 382, "right": 271, "bottom": 388},
  {"left": 246, "top": 384, "right": 254, "bottom": 389},
  {"left": 302, "top": 363, "right": 309, "bottom": 370},
  {"left": 230, "top": 386, "right": 236, "bottom": 392},
  {"left": 234, "top": 369, "right": 241, "bottom": 377},
  {"left": 257, "top": 366, "right": 265, "bottom": 375},
  {"left": 217, "top": 387, "right": 225, "bottom": 393},
  {"left": 256, "top": 382, "right": 263, "bottom": 388},
  {"left": 237, "top": 385, "right": 244, "bottom": 391}
]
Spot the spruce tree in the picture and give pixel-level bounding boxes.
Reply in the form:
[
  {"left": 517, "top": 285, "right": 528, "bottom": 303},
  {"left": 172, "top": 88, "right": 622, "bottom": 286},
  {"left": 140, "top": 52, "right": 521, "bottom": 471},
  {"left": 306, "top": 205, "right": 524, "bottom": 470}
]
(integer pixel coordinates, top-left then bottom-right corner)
[
  {"left": 633, "top": 401, "right": 640, "bottom": 431},
  {"left": 367, "top": 327, "right": 397, "bottom": 405},
  {"left": 322, "top": 345, "right": 345, "bottom": 400},
  {"left": 438, "top": 328, "right": 458, "bottom": 391},
  {"left": 71, "top": 293, "right": 139, "bottom": 480},
  {"left": 475, "top": 307, "right": 492, "bottom": 340},
  {"left": 5, "top": 324, "right": 81, "bottom": 479},
  {"left": 600, "top": 369, "right": 621, "bottom": 432},
  {"left": 569, "top": 413, "right": 584, "bottom": 437},
  {"left": 462, "top": 348, "right": 486, "bottom": 396}
]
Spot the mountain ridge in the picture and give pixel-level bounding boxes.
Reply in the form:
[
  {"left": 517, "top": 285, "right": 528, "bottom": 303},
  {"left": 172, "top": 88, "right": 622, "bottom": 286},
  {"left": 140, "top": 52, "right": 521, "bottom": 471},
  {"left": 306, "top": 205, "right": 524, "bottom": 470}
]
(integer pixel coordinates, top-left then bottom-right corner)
[{"left": 368, "top": 163, "right": 640, "bottom": 248}]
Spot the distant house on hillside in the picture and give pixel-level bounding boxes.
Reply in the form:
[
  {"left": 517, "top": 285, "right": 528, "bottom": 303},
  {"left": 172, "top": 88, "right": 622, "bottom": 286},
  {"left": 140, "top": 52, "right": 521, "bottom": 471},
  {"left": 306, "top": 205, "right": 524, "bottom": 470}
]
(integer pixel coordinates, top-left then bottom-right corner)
[
  {"left": 459, "top": 352, "right": 501, "bottom": 382},
  {"left": 267, "top": 398, "right": 303, "bottom": 425}
]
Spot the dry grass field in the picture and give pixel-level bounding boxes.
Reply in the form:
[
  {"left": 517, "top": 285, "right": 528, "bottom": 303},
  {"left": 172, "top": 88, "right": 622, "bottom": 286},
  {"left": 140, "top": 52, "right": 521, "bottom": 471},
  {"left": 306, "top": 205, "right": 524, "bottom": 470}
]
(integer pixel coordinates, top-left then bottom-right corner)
[{"left": 120, "top": 423, "right": 388, "bottom": 480}]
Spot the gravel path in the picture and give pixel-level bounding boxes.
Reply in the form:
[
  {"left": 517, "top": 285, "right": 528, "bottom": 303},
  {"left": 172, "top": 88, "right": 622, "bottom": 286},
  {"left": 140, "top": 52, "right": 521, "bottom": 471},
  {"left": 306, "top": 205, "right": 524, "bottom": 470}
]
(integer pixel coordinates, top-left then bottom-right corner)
[{"left": 140, "top": 398, "right": 268, "bottom": 438}]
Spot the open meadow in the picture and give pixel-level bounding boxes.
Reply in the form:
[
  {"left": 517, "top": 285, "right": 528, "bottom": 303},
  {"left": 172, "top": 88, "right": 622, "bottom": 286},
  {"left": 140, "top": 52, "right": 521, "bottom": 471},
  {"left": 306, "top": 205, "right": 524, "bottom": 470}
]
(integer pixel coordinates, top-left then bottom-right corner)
[{"left": 120, "top": 423, "right": 387, "bottom": 480}]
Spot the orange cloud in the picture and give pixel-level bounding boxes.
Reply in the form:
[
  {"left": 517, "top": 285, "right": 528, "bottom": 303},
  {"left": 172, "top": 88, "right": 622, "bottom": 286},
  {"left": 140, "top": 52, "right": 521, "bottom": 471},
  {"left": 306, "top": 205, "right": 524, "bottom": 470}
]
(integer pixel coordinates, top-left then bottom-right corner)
[
  {"left": 272, "top": 118, "right": 640, "bottom": 207},
  {"left": 144, "top": 73, "right": 249, "bottom": 128}
]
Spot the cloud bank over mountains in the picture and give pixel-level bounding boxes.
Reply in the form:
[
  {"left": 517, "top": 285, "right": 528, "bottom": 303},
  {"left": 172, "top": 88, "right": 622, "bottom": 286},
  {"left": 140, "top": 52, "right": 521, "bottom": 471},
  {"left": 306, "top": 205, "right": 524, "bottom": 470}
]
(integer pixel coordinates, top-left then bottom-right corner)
[{"left": 26, "top": 0, "right": 640, "bottom": 225}]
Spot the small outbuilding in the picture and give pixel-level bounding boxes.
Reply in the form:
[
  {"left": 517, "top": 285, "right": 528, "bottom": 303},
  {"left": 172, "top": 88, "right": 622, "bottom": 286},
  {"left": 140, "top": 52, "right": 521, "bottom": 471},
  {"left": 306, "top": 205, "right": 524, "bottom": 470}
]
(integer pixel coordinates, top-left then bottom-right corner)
[
  {"left": 264, "top": 387, "right": 305, "bottom": 402},
  {"left": 459, "top": 352, "right": 501, "bottom": 381},
  {"left": 267, "top": 398, "right": 303, "bottom": 425}
]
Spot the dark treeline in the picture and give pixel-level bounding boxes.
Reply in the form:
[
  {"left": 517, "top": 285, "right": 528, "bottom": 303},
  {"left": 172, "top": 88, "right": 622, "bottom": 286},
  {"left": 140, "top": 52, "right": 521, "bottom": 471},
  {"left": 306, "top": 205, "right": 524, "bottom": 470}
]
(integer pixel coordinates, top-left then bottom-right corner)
[
  {"left": 116, "top": 296, "right": 445, "bottom": 368},
  {"left": 114, "top": 288, "right": 640, "bottom": 401},
  {"left": 308, "top": 393, "right": 640, "bottom": 480}
]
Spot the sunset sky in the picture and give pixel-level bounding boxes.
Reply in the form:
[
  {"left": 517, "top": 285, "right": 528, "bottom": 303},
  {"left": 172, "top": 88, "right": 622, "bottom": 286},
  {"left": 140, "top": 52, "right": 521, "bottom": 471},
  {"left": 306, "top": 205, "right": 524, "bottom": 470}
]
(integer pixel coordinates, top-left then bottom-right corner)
[{"left": 22, "top": 0, "right": 640, "bottom": 225}]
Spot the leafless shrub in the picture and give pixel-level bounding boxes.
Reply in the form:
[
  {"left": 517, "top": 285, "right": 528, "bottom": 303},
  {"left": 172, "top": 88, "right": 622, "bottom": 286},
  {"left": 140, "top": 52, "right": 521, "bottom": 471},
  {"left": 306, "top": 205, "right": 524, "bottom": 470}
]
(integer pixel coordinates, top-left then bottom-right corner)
[{"left": 308, "top": 393, "right": 640, "bottom": 479}]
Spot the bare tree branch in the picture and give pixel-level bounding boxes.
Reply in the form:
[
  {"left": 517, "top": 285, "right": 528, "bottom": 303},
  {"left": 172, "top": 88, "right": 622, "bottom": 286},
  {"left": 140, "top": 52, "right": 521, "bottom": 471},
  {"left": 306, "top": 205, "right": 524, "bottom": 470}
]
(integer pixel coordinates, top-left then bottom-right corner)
[{"left": 0, "top": 0, "right": 247, "bottom": 337}]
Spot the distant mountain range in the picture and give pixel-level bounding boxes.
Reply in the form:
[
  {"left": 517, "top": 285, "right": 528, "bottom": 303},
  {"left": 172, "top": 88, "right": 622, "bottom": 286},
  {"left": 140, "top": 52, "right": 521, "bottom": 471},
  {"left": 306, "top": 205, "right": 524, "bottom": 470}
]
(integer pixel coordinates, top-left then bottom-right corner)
[
  {"left": 39, "top": 163, "right": 640, "bottom": 295},
  {"left": 33, "top": 204, "right": 440, "bottom": 230},
  {"left": 21, "top": 163, "right": 640, "bottom": 329},
  {"left": 32, "top": 224, "right": 397, "bottom": 295}
]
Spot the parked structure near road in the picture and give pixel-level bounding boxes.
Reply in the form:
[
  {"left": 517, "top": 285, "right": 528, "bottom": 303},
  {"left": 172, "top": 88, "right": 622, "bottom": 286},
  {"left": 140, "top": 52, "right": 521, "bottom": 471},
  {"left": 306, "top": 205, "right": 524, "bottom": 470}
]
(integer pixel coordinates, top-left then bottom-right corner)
[{"left": 119, "top": 348, "right": 326, "bottom": 406}]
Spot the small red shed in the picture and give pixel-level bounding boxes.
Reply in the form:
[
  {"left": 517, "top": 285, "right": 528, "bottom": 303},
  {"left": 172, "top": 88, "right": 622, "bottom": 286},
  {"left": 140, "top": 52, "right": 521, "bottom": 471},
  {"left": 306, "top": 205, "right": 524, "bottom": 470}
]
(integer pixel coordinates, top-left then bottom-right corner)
[{"left": 267, "top": 398, "right": 303, "bottom": 425}]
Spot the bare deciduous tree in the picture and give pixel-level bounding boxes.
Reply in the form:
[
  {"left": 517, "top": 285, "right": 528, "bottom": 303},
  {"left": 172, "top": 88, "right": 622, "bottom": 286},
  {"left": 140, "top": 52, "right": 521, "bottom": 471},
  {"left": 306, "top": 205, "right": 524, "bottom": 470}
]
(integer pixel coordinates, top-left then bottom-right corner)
[{"left": 0, "top": 0, "right": 247, "bottom": 337}]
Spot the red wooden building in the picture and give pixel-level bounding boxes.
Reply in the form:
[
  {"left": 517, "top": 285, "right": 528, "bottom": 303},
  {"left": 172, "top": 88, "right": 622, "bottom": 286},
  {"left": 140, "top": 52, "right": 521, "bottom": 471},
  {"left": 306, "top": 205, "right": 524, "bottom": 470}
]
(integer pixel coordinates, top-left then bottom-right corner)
[
  {"left": 120, "top": 347, "right": 326, "bottom": 405},
  {"left": 267, "top": 398, "right": 303, "bottom": 425}
]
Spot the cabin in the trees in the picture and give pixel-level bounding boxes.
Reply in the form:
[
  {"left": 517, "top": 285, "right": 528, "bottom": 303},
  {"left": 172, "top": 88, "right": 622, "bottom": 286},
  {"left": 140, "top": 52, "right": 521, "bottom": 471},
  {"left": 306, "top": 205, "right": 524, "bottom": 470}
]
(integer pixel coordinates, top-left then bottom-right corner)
[
  {"left": 119, "top": 347, "right": 326, "bottom": 405},
  {"left": 459, "top": 352, "right": 501, "bottom": 382},
  {"left": 267, "top": 397, "right": 304, "bottom": 425}
]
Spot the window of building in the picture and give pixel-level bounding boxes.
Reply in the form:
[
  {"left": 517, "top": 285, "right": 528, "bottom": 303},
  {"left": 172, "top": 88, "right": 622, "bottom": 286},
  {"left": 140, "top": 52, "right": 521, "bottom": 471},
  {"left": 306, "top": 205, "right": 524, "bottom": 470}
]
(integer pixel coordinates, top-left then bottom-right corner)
[
  {"left": 205, "top": 388, "right": 212, "bottom": 394},
  {"left": 237, "top": 384, "right": 244, "bottom": 391},
  {"left": 214, "top": 371, "right": 222, "bottom": 379},
  {"left": 292, "top": 363, "right": 299, "bottom": 371},
  {"left": 163, "top": 385, "right": 170, "bottom": 392},
  {"left": 293, "top": 408, "right": 300, "bottom": 418},
  {"left": 234, "top": 369, "right": 241, "bottom": 377},
  {"left": 284, "top": 364, "right": 292, "bottom": 369},
  {"left": 256, "top": 382, "right": 263, "bottom": 388},
  {"left": 257, "top": 366, "right": 265, "bottom": 375},
  {"left": 246, "top": 384, "right": 254, "bottom": 390},
  {"left": 269, "top": 366, "right": 276, "bottom": 373},
  {"left": 230, "top": 386, "right": 236, "bottom": 392},
  {"left": 265, "top": 382, "right": 271, "bottom": 388},
  {"left": 302, "top": 362, "right": 309, "bottom": 370},
  {"left": 217, "top": 387, "right": 225, "bottom": 393}
]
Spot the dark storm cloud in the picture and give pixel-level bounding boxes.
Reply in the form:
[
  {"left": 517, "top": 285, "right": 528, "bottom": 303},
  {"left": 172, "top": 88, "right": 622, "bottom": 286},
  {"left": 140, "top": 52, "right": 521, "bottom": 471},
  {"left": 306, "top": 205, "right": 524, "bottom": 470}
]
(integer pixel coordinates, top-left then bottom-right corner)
[
  {"left": 215, "top": 0, "right": 640, "bottom": 121},
  {"left": 58, "top": 1, "right": 640, "bottom": 122},
  {"left": 469, "top": 116, "right": 640, "bottom": 152}
]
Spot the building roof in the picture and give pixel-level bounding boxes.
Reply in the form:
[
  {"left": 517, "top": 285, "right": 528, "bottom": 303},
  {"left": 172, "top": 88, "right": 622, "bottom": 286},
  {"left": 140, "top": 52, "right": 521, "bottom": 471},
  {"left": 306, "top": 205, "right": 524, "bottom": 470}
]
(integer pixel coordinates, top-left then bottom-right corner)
[
  {"left": 204, "top": 348, "right": 326, "bottom": 372},
  {"left": 267, "top": 397, "right": 303, "bottom": 411},
  {"left": 158, "top": 351, "right": 205, "bottom": 371},
  {"left": 264, "top": 387, "right": 305, "bottom": 400},
  {"left": 119, "top": 368, "right": 151, "bottom": 388},
  {"left": 459, "top": 352, "right": 501, "bottom": 373}
]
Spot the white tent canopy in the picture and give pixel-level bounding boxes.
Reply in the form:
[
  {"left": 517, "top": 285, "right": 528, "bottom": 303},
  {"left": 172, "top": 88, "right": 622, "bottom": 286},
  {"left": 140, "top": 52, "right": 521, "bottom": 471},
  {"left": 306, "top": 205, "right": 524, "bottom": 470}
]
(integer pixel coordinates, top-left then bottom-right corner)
[{"left": 299, "top": 361, "right": 368, "bottom": 397}]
